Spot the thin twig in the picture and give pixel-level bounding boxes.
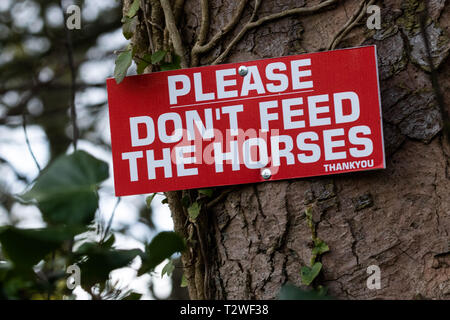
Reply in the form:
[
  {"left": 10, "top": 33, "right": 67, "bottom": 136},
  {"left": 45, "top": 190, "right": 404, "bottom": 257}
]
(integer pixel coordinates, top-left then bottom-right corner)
[
  {"left": 212, "top": 0, "right": 262, "bottom": 65},
  {"left": 60, "top": 1, "right": 79, "bottom": 150},
  {"left": 191, "top": 0, "right": 248, "bottom": 65},
  {"left": 160, "top": 0, "right": 188, "bottom": 68},
  {"left": 22, "top": 111, "right": 41, "bottom": 172},
  {"left": 206, "top": 188, "right": 235, "bottom": 209},
  {"left": 212, "top": 0, "right": 338, "bottom": 65},
  {"left": 190, "top": 0, "right": 210, "bottom": 66},
  {"left": 102, "top": 197, "right": 122, "bottom": 243},
  {"left": 328, "top": 0, "right": 374, "bottom": 50},
  {"left": 141, "top": 0, "right": 155, "bottom": 54},
  {"left": 150, "top": 0, "right": 165, "bottom": 51},
  {"left": 149, "top": 20, "right": 164, "bottom": 32}
]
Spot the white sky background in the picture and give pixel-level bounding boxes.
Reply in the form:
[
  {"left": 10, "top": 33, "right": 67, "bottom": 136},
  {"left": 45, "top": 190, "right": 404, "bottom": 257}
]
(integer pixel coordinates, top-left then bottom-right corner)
[{"left": 0, "top": 0, "right": 174, "bottom": 300}]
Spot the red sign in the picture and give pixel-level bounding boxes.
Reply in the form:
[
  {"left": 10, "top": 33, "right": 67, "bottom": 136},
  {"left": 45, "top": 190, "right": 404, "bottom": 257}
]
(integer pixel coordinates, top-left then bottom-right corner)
[{"left": 107, "top": 46, "right": 385, "bottom": 196}]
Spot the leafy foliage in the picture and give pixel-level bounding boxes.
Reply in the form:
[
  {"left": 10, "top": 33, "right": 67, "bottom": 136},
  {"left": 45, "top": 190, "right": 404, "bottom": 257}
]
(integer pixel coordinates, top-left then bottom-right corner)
[
  {"left": 300, "top": 262, "right": 322, "bottom": 286},
  {"left": 22, "top": 151, "right": 109, "bottom": 226},
  {"left": 114, "top": 49, "right": 133, "bottom": 84},
  {"left": 198, "top": 189, "right": 213, "bottom": 198},
  {"left": 74, "top": 241, "right": 143, "bottom": 290},
  {"left": 187, "top": 202, "right": 201, "bottom": 221},
  {"left": 126, "top": 0, "right": 141, "bottom": 18},
  {"left": 180, "top": 273, "right": 188, "bottom": 288},
  {"left": 0, "top": 226, "right": 84, "bottom": 269},
  {"left": 278, "top": 283, "right": 331, "bottom": 300},
  {"left": 161, "top": 260, "right": 175, "bottom": 278},
  {"left": 151, "top": 50, "right": 167, "bottom": 64},
  {"left": 122, "top": 16, "right": 139, "bottom": 40},
  {"left": 299, "top": 207, "right": 330, "bottom": 287},
  {"left": 0, "top": 150, "right": 186, "bottom": 299},
  {"left": 145, "top": 193, "right": 157, "bottom": 208},
  {"left": 160, "top": 55, "right": 181, "bottom": 71},
  {"left": 139, "top": 231, "right": 186, "bottom": 275}
]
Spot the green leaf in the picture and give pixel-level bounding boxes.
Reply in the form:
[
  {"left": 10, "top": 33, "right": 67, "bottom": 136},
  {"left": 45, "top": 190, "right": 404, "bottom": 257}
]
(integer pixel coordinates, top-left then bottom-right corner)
[
  {"left": 75, "top": 243, "right": 142, "bottom": 289},
  {"left": 160, "top": 55, "right": 181, "bottom": 71},
  {"left": 122, "top": 16, "right": 138, "bottom": 40},
  {"left": 0, "top": 226, "right": 85, "bottom": 268},
  {"left": 278, "top": 284, "right": 331, "bottom": 300},
  {"left": 137, "top": 54, "right": 152, "bottom": 75},
  {"left": 198, "top": 189, "right": 213, "bottom": 197},
  {"left": 151, "top": 50, "right": 166, "bottom": 64},
  {"left": 145, "top": 193, "right": 157, "bottom": 208},
  {"left": 127, "top": 0, "right": 140, "bottom": 18},
  {"left": 180, "top": 273, "right": 188, "bottom": 287},
  {"left": 312, "top": 240, "right": 329, "bottom": 257},
  {"left": 181, "top": 194, "right": 190, "bottom": 208},
  {"left": 139, "top": 232, "right": 185, "bottom": 275},
  {"left": 123, "top": 292, "right": 142, "bottom": 300},
  {"left": 188, "top": 202, "right": 201, "bottom": 221},
  {"left": 101, "top": 234, "right": 115, "bottom": 249},
  {"left": 161, "top": 260, "right": 175, "bottom": 278},
  {"left": 114, "top": 50, "right": 133, "bottom": 84},
  {"left": 300, "top": 262, "right": 322, "bottom": 286},
  {"left": 22, "top": 150, "right": 109, "bottom": 226}
]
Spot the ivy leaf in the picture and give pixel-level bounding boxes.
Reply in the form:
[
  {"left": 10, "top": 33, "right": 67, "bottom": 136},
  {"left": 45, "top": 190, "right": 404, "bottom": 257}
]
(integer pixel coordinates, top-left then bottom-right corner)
[
  {"left": 161, "top": 260, "right": 175, "bottom": 278},
  {"left": 126, "top": 0, "right": 140, "bottom": 18},
  {"left": 101, "top": 234, "right": 115, "bottom": 249},
  {"left": 278, "top": 283, "right": 331, "bottom": 300},
  {"left": 137, "top": 54, "right": 152, "bottom": 74},
  {"left": 114, "top": 49, "right": 133, "bottom": 84},
  {"left": 122, "top": 16, "right": 138, "bottom": 40},
  {"left": 123, "top": 292, "right": 142, "bottom": 300},
  {"left": 312, "top": 240, "right": 330, "bottom": 256},
  {"left": 312, "top": 240, "right": 329, "bottom": 257},
  {"left": 181, "top": 194, "right": 190, "bottom": 208},
  {"left": 22, "top": 150, "right": 109, "bottom": 226},
  {"left": 139, "top": 231, "right": 185, "bottom": 275},
  {"left": 151, "top": 50, "right": 166, "bottom": 64},
  {"left": 0, "top": 226, "right": 85, "bottom": 269},
  {"left": 180, "top": 273, "right": 188, "bottom": 287},
  {"left": 160, "top": 55, "right": 181, "bottom": 71},
  {"left": 145, "top": 193, "right": 157, "bottom": 208},
  {"left": 300, "top": 262, "right": 322, "bottom": 286},
  {"left": 198, "top": 189, "right": 213, "bottom": 198},
  {"left": 188, "top": 202, "right": 201, "bottom": 221},
  {"left": 75, "top": 243, "right": 143, "bottom": 289}
]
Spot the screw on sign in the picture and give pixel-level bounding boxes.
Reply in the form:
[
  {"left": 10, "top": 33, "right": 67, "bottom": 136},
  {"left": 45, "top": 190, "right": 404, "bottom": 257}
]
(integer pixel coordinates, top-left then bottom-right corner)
[{"left": 106, "top": 46, "right": 385, "bottom": 196}]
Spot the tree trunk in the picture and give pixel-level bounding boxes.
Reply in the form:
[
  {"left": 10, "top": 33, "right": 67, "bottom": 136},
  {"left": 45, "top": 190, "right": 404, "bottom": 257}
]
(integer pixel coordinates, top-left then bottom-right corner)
[{"left": 127, "top": 0, "right": 450, "bottom": 299}]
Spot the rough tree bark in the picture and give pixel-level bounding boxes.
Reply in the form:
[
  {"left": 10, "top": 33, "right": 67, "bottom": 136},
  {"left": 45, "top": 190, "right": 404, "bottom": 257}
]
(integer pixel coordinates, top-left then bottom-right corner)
[{"left": 124, "top": 0, "right": 450, "bottom": 299}]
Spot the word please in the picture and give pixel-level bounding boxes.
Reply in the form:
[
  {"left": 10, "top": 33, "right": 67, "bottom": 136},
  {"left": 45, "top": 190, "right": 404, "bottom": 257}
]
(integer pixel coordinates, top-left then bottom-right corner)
[{"left": 168, "top": 59, "right": 313, "bottom": 104}]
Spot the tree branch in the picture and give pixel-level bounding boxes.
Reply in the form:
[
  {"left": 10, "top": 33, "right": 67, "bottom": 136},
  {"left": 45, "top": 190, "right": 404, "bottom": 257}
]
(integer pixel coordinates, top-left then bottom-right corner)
[
  {"left": 190, "top": 0, "right": 210, "bottom": 67},
  {"left": 22, "top": 111, "right": 41, "bottom": 173},
  {"left": 150, "top": 0, "right": 165, "bottom": 51},
  {"left": 160, "top": 0, "right": 188, "bottom": 68},
  {"left": 141, "top": 0, "right": 155, "bottom": 54},
  {"left": 328, "top": 0, "right": 374, "bottom": 50},
  {"left": 191, "top": 0, "right": 248, "bottom": 66},
  {"left": 212, "top": 0, "right": 338, "bottom": 65}
]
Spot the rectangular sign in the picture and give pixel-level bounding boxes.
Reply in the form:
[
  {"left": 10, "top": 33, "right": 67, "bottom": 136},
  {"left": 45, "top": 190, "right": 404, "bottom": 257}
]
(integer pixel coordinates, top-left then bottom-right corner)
[{"left": 107, "top": 45, "right": 385, "bottom": 196}]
